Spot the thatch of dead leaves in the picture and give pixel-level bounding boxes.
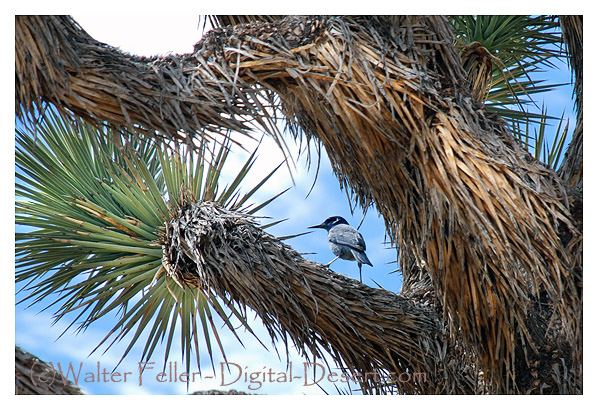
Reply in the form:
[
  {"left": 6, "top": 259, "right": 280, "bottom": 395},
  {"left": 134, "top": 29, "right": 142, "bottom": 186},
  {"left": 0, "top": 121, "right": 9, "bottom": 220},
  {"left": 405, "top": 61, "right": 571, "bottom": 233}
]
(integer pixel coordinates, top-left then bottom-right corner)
[{"left": 16, "top": 15, "right": 581, "bottom": 393}]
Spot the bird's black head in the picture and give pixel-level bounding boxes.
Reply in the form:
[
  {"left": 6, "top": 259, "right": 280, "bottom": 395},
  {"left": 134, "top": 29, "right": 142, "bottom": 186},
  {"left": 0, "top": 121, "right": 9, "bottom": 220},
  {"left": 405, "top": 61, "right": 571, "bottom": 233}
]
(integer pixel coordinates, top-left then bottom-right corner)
[{"left": 308, "top": 216, "right": 349, "bottom": 231}]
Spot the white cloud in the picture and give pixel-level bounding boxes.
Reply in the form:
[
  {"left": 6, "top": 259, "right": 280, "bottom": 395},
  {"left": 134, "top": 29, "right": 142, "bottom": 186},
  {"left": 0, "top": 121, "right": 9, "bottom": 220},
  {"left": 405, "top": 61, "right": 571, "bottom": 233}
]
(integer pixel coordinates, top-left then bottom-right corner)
[{"left": 72, "top": 15, "right": 202, "bottom": 56}]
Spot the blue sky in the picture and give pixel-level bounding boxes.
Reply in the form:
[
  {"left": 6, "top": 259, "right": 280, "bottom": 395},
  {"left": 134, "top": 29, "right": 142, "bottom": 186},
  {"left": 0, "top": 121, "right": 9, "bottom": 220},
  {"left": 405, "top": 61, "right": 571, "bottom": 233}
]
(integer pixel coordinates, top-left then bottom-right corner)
[{"left": 14, "top": 14, "right": 579, "bottom": 396}]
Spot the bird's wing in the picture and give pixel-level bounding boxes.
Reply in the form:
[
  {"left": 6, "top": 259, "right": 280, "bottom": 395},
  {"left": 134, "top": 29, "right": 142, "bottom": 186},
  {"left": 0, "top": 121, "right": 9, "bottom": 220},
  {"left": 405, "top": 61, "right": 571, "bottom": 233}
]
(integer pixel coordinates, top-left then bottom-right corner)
[
  {"left": 328, "top": 225, "right": 366, "bottom": 252},
  {"left": 350, "top": 248, "right": 373, "bottom": 266}
]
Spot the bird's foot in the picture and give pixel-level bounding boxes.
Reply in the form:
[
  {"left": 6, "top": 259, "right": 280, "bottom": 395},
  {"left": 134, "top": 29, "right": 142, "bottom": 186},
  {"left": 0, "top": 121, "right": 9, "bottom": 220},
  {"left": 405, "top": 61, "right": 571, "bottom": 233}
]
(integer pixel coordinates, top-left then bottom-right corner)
[{"left": 325, "top": 256, "right": 339, "bottom": 268}]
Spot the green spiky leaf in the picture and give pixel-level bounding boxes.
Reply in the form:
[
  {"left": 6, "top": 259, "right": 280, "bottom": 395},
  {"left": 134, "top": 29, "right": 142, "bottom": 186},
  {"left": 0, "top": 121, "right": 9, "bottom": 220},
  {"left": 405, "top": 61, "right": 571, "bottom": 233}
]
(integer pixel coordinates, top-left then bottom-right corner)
[
  {"left": 449, "top": 15, "right": 567, "bottom": 136},
  {"left": 16, "top": 109, "right": 286, "bottom": 377}
]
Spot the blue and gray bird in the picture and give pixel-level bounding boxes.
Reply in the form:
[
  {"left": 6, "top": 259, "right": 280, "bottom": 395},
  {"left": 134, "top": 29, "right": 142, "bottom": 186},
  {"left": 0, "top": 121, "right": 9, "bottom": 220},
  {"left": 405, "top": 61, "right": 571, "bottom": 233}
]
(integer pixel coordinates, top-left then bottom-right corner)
[{"left": 308, "top": 216, "right": 373, "bottom": 282}]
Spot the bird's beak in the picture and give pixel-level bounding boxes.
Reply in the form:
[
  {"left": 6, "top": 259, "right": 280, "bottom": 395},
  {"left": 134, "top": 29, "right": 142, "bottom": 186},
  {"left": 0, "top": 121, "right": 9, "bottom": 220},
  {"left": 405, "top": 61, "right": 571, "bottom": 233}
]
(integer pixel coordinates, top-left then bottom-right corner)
[{"left": 308, "top": 223, "right": 326, "bottom": 230}]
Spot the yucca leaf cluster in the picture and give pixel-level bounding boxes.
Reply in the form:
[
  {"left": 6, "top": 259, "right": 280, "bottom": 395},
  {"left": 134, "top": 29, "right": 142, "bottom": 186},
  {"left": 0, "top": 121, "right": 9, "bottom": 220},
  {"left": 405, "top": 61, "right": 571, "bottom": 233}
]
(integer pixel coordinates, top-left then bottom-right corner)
[
  {"left": 449, "top": 15, "right": 570, "bottom": 168},
  {"left": 16, "top": 111, "right": 282, "bottom": 375}
]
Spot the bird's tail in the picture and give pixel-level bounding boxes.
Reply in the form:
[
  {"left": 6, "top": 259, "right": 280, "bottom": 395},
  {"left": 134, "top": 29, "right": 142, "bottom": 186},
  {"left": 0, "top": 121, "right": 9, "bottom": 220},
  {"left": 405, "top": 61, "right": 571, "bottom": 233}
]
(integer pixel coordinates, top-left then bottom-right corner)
[{"left": 353, "top": 250, "right": 373, "bottom": 267}]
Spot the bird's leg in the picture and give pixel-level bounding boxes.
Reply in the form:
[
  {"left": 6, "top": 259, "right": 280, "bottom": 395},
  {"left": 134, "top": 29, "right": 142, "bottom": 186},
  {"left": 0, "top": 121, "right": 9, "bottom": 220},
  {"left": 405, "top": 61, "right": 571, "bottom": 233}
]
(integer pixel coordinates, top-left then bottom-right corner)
[
  {"left": 358, "top": 263, "right": 362, "bottom": 282},
  {"left": 325, "top": 256, "right": 340, "bottom": 268}
]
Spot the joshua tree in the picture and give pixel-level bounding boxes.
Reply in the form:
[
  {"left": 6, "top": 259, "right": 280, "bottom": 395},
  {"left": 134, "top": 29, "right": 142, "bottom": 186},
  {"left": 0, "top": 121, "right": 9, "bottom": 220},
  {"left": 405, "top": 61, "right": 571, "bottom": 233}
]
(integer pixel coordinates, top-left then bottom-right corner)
[{"left": 16, "top": 15, "right": 582, "bottom": 394}]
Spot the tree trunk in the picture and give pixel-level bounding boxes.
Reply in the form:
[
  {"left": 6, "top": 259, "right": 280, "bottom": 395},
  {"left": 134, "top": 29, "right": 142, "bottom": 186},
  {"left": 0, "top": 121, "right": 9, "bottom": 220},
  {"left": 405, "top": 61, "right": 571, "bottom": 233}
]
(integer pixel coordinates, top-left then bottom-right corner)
[{"left": 15, "top": 15, "right": 582, "bottom": 394}]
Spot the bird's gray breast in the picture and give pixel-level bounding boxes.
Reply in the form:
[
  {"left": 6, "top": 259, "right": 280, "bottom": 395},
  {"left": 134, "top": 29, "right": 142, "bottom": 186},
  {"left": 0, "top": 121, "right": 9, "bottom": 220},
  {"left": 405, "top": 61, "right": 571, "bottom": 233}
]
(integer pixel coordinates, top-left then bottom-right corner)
[{"left": 327, "top": 224, "right": 366, "bottom": 261}]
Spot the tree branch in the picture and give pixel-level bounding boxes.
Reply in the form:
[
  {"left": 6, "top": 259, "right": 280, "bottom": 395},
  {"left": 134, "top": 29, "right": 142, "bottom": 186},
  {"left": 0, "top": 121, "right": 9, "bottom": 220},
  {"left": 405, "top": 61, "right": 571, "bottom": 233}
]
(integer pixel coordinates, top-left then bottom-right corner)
[
  {"left": 160, "top": 202, "right": 478, "bottom": 394},
  {"left": 16, "top": 15, "right": 291, "bottom": 145}
]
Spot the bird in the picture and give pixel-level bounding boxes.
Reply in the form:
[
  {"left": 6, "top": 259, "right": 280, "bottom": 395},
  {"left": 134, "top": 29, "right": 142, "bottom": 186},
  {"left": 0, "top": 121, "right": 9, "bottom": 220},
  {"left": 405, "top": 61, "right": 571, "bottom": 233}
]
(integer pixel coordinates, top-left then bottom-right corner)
[{"left": 308, "top": 216, "right": 373, "bottom": 282}]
